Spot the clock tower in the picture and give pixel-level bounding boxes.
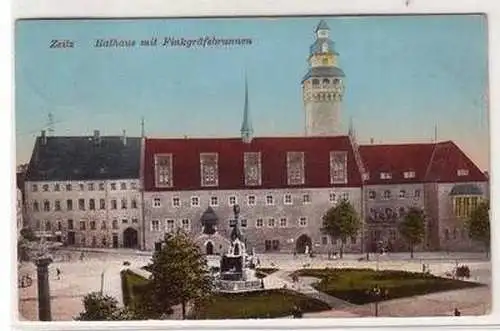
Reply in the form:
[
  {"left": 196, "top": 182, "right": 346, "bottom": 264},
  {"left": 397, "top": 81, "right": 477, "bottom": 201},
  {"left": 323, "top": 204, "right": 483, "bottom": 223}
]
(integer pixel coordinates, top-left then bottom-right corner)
[{"left": 302, "top": 20, "right": 345, "bottom": 136}]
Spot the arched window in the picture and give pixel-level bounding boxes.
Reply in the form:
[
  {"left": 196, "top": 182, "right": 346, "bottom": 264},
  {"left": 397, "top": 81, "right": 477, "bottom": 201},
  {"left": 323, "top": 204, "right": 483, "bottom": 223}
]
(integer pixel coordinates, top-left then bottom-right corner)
[
  {"left": 312, "top": 79, "right": 320, "bottom": 87},
  {"left": 234, "top": 243, "right": 240, "bottom": 256},
  {"left": 322, "top": 78, "right": 330, "bottom": 87}
]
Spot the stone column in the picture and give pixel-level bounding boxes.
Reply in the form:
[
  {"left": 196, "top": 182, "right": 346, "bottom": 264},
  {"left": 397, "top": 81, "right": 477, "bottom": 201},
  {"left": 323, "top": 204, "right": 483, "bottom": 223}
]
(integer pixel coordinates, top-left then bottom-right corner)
[{"left": 35, "top": 257, "right": 53, "bottom": 321}]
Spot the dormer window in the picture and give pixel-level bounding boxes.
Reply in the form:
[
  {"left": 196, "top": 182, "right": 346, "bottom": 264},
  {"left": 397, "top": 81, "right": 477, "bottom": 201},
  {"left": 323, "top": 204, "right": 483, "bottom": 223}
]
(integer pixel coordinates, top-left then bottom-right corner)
[
  {"left": 200, "top": 153, "right": 218, "bottom": 187},
  {"left": 287, "top": 152, "right": 305, "bottom": 185},
  {"left": 330, "top": 151, "right": 348, "bottom": 184},
  {"left": 244, "top": 152, "right": 262, "bottom": 186},
  {"left": 155, "top": 154, "right": 173, "bottom": 188},
  {"left": 457, "top": 169, "right": 469, "bottom": 177},
  {"left": 403, "top": 171, "right": 416, "bottom": 179},
  {"left": 380, "top": 172, "right": 392, "bottom": 180}
]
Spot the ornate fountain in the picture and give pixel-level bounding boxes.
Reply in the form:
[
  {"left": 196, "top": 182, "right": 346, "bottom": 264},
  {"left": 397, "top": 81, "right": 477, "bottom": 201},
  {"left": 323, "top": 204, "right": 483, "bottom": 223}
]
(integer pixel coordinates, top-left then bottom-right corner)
[{"left": 215, "top": 205, "right": 262, "bottom": 292}]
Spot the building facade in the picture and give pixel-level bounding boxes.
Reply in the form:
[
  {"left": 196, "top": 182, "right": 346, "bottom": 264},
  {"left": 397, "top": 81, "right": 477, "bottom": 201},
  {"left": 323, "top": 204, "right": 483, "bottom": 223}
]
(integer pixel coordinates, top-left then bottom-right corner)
[{"left": 24, "top": 131, "right": 144, "bottom": 249}]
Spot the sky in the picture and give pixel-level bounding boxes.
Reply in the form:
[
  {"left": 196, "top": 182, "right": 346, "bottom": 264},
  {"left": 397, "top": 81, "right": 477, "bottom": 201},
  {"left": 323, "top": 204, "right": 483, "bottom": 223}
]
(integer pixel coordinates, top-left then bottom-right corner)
[{"left": 15, "top": 15, "right": 489, "bottom": 171}]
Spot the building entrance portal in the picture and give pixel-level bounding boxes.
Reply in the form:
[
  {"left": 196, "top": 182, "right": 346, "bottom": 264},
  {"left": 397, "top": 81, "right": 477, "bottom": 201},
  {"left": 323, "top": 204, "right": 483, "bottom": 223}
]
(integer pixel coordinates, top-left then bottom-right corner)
[
  {"left": 206, "top": 241, "right": 214, "bottom": 255},
  {"left": 296, "top": 234, "right": 312, "bottom": 254},
  {"left": 123, "top": 228, "right": 138, "bottom": 249}
]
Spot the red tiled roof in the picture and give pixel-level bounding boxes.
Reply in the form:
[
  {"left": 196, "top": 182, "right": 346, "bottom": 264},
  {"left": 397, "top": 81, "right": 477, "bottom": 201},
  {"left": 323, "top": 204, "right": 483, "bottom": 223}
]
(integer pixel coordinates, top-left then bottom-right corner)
[
  {"left": 143, "top": 136, "right": 363, "bottom": 191},
  {"left": 359, "top": 141, "right": 487, "bottom": 185}
]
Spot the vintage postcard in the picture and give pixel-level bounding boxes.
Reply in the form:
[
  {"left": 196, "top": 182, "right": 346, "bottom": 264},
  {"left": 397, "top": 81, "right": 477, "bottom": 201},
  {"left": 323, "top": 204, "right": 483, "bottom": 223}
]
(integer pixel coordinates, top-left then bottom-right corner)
[{"left": 15, "top": 15, "right": 491, "bottom": 324}]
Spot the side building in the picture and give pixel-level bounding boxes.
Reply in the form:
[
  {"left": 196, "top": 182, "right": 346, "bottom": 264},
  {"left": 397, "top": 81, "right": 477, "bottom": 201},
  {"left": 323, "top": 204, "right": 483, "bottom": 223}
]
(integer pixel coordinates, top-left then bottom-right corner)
[
  {"left": 359, "top": 141, "right": 488, "bottom": 253},
  {"left": 24, "top": 131, "right": 144, "bottom": 249},
  {"left": 142, "top": 136, "right": 364, "bottom": 254}
]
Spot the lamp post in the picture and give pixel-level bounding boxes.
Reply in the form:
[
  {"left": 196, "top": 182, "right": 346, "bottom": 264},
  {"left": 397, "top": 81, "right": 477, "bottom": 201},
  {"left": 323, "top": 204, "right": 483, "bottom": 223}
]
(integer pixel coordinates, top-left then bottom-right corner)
[{"left": 367, "top": 284, "right": 388, "bottom": 317}]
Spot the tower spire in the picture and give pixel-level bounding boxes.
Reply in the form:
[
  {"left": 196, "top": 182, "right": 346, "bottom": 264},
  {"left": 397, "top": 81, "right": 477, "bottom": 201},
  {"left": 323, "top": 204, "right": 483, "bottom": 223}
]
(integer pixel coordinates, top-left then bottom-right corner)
[{"left": 240, "top": 74, "right": 253, "bottom": 143}]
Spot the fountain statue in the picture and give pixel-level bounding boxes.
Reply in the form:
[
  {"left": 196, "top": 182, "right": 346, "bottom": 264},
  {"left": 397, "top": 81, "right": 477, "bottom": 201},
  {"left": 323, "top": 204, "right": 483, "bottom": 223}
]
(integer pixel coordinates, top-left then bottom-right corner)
[{"left": 216, "top": 205, "right": 262, "bottom": 292}]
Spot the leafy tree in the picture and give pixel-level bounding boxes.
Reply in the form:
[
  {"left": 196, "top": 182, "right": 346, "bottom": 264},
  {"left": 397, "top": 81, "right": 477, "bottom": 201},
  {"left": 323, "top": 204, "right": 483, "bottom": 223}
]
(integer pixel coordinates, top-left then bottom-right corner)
[
  {"left": 149, "top": 229, "right": 213, "bottom": 319},
  {"left": 76, "top": 292, "right": 135, "bottom": 321},
  {"left": 466, "top": 199, "right": 490, "bottom": 257},
  {"left": 399, "top": 207, "right": 425, "bottom": 259},
  {"left": 321, "top": 200, "right": 361, "bottom": 259},
  {"left": 20, "top": 227, "right": 37, "bottom": 242}
]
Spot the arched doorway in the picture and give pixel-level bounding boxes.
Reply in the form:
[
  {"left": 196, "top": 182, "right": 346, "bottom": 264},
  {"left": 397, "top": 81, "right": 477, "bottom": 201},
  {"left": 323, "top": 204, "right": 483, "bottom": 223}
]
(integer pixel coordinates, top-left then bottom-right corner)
[
  {"left": 206, "top": 241, "right": 214, "bottom": 255},
  {"left": 123, "top": 227, "right": 138, "bottom": 249},
  {"left": 296, "top": 234, "right": 312, "bottom": 254}
]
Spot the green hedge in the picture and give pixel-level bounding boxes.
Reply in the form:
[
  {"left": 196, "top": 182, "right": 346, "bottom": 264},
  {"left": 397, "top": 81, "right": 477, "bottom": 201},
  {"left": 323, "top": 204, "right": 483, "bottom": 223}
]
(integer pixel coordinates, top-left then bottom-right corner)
[
  {"left": 190, "top": 289, "right": 330, "bottom": 319},
  {"left": 120, "top": 269, "right": 150, "bottom": 308},
  {"left": 292, "top": 268, "right": 482, "bottom": 305}
]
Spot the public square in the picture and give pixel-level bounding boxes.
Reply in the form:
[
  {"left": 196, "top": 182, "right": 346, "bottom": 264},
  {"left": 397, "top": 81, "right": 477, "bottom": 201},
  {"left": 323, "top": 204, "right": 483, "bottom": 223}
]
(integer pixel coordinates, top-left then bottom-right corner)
[{"left": 17, "top": 249, "right": 491, "bottom": 321}]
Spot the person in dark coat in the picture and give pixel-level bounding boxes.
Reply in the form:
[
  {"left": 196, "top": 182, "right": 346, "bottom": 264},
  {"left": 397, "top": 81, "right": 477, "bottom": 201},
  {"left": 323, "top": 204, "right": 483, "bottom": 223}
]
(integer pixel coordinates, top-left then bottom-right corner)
[{"left": 454, "top": 308, "right": 461, "bottom": 316}]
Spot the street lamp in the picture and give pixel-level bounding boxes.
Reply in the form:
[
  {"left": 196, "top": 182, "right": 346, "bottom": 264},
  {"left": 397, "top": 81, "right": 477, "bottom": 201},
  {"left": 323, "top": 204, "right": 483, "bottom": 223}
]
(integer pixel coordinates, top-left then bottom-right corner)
[{"left": 367, "top": 284, "right": 389, "bottom": 317}]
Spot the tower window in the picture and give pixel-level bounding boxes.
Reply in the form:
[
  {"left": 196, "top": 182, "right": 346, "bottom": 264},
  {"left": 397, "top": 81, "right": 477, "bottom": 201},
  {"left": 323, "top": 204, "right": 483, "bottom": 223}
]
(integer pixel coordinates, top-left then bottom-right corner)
[
  {"left": 322, "top": 78, "right": 330, "bottom": 87},
  {"left": 312, "top": 79, "right": 320, "bottom": 87}
]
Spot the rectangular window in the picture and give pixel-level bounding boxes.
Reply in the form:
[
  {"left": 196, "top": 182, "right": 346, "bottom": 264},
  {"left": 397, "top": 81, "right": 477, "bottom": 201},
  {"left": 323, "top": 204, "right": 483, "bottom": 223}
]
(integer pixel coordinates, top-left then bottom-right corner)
[
  {"left": 112, "top": 220, "right": 118, "bottom": 229},
  {"left": 399, "top": 190, "right": 406, "bottom": 199},
  {"left": 247, "top": 195, "right": 256, "bottom": 206},
  {"left": 79, "top": 183, "right": 84, "bottom": 191},
  {"left": 342, "top": 192, "right": 349, "bottom": 201},
  {"left": 172, "top": 197, "right": 180, "bottom": 207},
  {"left": 101, "top": 221, "right": 107, "bottom": 230},
  {"left": 299, "top": 217, "right": 307, "bottom": 227},
  {"left": 284, "top": 194, "right": 292, "bottom": 205},
  {"left": 229, "top": 196, "right": 237, "bottom": 206},
  {"left": 88, "top": 183, "right": 94, "bottom": 191},
  {"left": 244, "top": 152, "right": 262, "bottom": 186},
  {"left": 155, "top": 154, "right": 174, "bottom": 187},
  {"left": 403, "top": 171, "right": 416, "bottom": 179},
  {"left": 90, "top": 221, "right": 96, "bottom": 230},
  {"left": 153, "top": 198, "right": 161, "bottom": 208},
  {"left": 33, "top": 201, "right": 39, "bottom": 212},
  {"left": 57, "top": 221, "right": 62, "bottom": 231},
  {"left": 351, "top": 236, "right": 357, "bottom": 244},
  {"left": 54, "top": 184, "right": 60, "bottom": 191},
  {"left": 256, "top": 218, "right": 263, "bottom": 228},
  {"left": 329, "top": 192, "right": 337, "bottom": 203},
  {"left": 266, "top": 195, "right": 274, "bottom": 205},
  {"left": 380, "top": 172, "right": 392, "bottom": 180},
  {"left": 122, "top": 219, "right": 128, "bottom": 224},
  {"left": 181, "top": 219, "right": 191, "bottom": 232},
  {"left": 151, "top": 220, "right": 160, "bottom": 232},
  {"left": 132, "top": 218, "right": 138, "bottom": 224},
  {"left": 43, "top": 184, "right": 49, "bottom": 192},
  {"left": 44, "top": 221, "right": 51, "bottom": 231},
  {"left": 54, "top": 200, "right": 61, "bottom": 211},
  {"left": 383, "top": 190, "right": 391, "bottom": 200},
  {"left": 120, "top": 182, "right": 127, "bottom": 190},
  {"left": 322, "top": 236, "right": 328, "bottom": 245},
  {"left": 81, "top": 236, "right": 86, "bottom": 246},
  {"left": 368, "top": 191, "right": 376, "bottom": 200},
  {"left": 267, "top": 218, "right": 275, "bottom": 227},
  {"left": 110, "top": 183, "right": 116, "bottom": 190},
  {"left": 330, "top": 151, "right": 348, "bottom": 184},
  {"left": 457, "top": 169, "right": 469, "bottom": 177},
  {"left": 100, "top": 199, "right": 105, "bottom": 210},
  {"left": 210, "top": 196, "right": 218, "bottom": 207},
  {"left": 111, "top": 199, "right": 117, "bottom": 209},
  {"left": 287, "top": 151, "right": 305, "bottom": 185},
  {"left": 43, "top": 200, "right": 50, "bottom": 212},
  {"left": 66, "top": 184, "right": 72, "bottom": 191},
  {"left": 241, "top": 219, "right": 247, "bottom": 227},
  {"left": 32, "top": 184, "right": 38, "bottom": 192},
  {"left": 131, "top": 182, "right": 137, "bottom": 190},
  {"left": 265, "top": 240, "right": 272, "bottom": 251},
  {"left": 131, "top": 199, "right": 138, "bottom": 209},
  {"left": 121, "top": 199, "right": 127, "bottom": 209},
  {"left": 77, "top": 199, "right": 84, "bottom": 211},
  {"left": 414, "top": 189, "right": 421, "bottom": 198},
  {"left": 166, "top": 219, "right": 175, "bottom": 232},
  {"left": 272, "top": 240, "right": 280, "bottom": 251},
  {"left": 99, "top": 183, "right": 105, "bottom": 191},
  {"left": 67, "top": 219, "right": 74, "bottom": 230},
  {"left": 280, "top": 218, "right": 287, "bottom": 227},
  {"left": 303, "top": 194, "right": 311, "bottom": 204},
  {"left": 200, "top": 153, "right": 219, "bottom": 187},
  {"left": 89, "top": 199, "right": 95, "bottom": 210},
  {"left": 80, "top": 221, "right": 86, "bottom": 230},
  {"left": 191, "top": 196, "right": 200, "bottom": 207}
]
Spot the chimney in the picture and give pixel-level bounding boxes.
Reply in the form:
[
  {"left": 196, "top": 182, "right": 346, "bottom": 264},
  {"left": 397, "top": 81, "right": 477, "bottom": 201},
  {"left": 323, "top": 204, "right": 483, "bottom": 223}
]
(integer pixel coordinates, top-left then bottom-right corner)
[
  {"left": 370, "top": 137, "right": 374, "bottom": 144},
  {"left": 93, "top": 130, "right": 101, "bottom": 145},
  {"left": 40, "top": 130, "right": 47, "bottom": 145},
  {"left": 121, "top": 130, "right": 127, "bottom": 146}
]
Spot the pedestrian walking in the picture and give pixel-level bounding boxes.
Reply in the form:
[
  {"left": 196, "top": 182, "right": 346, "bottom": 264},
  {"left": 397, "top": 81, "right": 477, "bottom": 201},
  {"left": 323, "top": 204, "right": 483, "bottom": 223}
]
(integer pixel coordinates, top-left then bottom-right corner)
[
  {"left": 454, "top": 308, "right": 461, "bottom": 316},
  {"left": 79, "top": 251, "right": 85, "bottom": 261},
  {"left": 56, "top": 268, "right": 61, "bottom": 280}
]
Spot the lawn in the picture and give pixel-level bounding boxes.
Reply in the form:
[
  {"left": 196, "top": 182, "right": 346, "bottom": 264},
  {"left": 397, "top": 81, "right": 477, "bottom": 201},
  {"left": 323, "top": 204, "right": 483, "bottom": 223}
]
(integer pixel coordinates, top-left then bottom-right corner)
[
  {"left": 190, "top": 289, "right": 330, "bottom": 319},
  {"left": 291, "top": 268, "right": 483, "bottom": 305}
]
